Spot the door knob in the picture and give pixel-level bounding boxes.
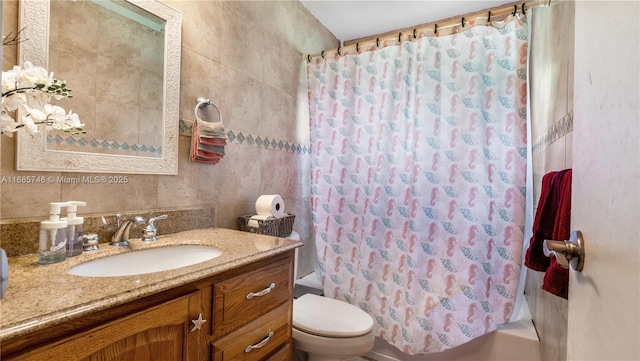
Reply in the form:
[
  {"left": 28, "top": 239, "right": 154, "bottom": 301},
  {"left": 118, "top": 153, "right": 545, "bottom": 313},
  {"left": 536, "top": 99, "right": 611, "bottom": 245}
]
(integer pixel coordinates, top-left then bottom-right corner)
[{"left": 543, "top": 230, "right": 585, "bottom": 271}]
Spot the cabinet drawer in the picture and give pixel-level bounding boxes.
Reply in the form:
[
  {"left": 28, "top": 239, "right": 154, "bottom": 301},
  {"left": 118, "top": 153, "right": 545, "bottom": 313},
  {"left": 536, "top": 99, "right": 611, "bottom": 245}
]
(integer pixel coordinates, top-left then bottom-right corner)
[
  {"left": 264, "top": 343, "right": 291, "bottom": 361},
  {"left": 213, "top": 258, "right": 291, "bottom": 335},
  {"left": 213, "top": 304, "right": 291, "bottom": 361}
]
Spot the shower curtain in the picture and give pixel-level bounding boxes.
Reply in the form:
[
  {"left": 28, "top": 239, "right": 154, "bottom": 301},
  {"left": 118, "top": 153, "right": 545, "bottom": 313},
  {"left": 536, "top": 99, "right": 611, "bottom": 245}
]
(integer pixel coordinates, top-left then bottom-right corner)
[{"left": 307, "top": 17, "right": 528, "bottom": 354}]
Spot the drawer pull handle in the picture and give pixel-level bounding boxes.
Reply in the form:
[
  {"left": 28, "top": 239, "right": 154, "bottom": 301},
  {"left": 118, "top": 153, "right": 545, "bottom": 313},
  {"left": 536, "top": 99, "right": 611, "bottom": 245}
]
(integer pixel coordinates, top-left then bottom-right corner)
[
  {"left": 190, "top": 313, "right": 206, "bottom": 332},
  {"left": 246, "top": 283, "right": 276, "bottom": 300},
  {"left": 244, "top": 330, "right": 275, "bottom": 353}
]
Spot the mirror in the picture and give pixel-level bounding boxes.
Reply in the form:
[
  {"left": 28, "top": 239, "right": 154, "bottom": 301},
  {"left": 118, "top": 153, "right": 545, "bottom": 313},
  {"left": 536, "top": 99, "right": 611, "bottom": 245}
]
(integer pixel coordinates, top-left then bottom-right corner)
[{"left": 16, "top": 0, "right": 181, "bottom": 174}]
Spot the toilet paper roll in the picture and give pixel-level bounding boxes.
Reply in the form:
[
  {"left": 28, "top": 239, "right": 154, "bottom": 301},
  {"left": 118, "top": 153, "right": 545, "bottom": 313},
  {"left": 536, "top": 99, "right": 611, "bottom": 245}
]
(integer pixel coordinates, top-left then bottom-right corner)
[
  {"left": 255, "top": 194, "right": 285, "bottom": 218},
  {"left": 248, "top": 214, "right": 274, "bottom": 228},
  {"left": 247, "top": 219, "right": 259, "bottom": 228}
]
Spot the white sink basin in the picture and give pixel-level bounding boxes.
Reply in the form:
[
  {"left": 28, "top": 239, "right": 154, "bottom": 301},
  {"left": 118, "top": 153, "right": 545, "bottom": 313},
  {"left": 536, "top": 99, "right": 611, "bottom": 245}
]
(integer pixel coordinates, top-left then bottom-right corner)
[{"left": 68, "top": 245, "right": 223, "bottom": 277}]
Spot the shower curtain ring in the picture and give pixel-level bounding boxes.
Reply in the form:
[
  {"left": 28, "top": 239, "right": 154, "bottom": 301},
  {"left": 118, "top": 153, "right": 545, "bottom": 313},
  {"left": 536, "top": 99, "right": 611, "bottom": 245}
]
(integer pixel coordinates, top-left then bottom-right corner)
[
  {"left": 488, "top": 11, "right": 491, "bottom": 22},
  {"left": 399, "top": 32, "right": 402, "bottom": 42},
  {"left": 356, "top": 42, "right": 359, "bottom": 52},
  {"left": 376, "top": 38, "right": 380, "bottom": 47},
  {"left": 321, "top": 50, "right": 325, "bottom": 59},
  {"left": 461, "top": 17, "right": 465, "bottom": 27},
  {"left": 522, "top": 3, "right": 527, "bottom": 14},
  {"left": 413, "top": 28, "right": 417, "bottom": 39},
  {"left": 513, "top": 4, "right": 517, "bottom": 15},
  {"left": 337, "top": 47, "right": 342, "bottom": 56},
  {"left": 307, "top": 54, "right": 311, "bottom": 62},
  {"left": 434, "top": 24, "right": 438, "bottom": 35}
]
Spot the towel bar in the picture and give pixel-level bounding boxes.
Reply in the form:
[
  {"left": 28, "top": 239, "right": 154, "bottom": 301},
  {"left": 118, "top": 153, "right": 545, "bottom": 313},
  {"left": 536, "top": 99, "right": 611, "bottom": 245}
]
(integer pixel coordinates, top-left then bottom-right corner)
[{"left": 194, "top": 97, "right": 222, "bottom": 124}]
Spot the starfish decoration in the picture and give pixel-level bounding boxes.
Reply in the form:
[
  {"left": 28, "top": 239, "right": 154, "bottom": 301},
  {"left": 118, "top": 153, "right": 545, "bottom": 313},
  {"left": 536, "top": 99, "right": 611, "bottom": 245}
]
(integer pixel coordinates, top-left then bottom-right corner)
[{"left": 190, "top": 313, "right": 206, "bottom": 332}]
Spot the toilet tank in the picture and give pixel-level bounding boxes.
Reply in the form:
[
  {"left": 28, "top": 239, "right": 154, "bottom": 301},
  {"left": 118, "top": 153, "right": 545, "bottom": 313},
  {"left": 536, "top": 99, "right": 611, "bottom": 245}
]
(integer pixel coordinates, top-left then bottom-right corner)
[{"left": 288, "top": 232, "right": 323, "bottom": 292}]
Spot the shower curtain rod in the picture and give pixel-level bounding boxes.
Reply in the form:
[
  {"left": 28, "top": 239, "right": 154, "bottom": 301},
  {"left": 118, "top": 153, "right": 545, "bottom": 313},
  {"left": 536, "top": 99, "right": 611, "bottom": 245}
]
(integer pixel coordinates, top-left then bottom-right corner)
[{"left": 302, "top": 0, "right": 549, "bottom": 61}]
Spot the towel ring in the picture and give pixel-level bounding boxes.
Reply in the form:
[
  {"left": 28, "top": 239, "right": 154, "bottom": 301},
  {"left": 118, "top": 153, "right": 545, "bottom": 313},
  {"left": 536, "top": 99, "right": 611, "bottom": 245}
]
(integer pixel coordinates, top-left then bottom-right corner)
[{"left": 195, "top": 97, "right": 223, "bottom": 124}]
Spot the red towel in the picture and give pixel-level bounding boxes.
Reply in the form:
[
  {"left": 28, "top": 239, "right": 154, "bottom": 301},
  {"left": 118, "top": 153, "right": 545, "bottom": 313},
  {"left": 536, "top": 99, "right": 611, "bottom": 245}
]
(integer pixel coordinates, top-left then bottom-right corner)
[
  {"left": 542, "top": 169, "right": 572, "bottom": 299},
  {"left": 524, "top": 169, "right": 572, "bottom": 299},
  {"left": 524, "top": 171, "right": 560, "bottom": 271},
  {"left": 199, "top": 137, "right": 227, "bottom": 147},
  {"left": 190, "top": 119, "right": 225, "bottom": 164}
]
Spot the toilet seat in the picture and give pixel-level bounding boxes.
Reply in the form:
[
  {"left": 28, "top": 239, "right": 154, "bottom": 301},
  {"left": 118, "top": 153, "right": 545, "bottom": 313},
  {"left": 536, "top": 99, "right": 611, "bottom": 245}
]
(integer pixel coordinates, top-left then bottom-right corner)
[{"left": 293, "top": 294, "right": 374, "bottom": 337}]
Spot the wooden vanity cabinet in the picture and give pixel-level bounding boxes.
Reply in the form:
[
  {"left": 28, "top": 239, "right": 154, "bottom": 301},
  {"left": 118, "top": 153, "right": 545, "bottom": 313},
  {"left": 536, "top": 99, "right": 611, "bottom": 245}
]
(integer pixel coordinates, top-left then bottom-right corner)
[
  {"left": 7, "top": 290, "right": 209, "bottom": 361},
  {"left": 2, "top": 250, "right": 294, "bottom": 361},
  {"left": 212, "top": 257, "right": 293, "bottom": 360}
]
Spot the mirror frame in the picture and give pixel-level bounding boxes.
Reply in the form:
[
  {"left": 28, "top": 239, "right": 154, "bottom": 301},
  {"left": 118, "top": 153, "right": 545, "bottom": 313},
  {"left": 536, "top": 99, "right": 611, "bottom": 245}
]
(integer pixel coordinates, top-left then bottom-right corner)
[{"left": 16, "top": 0, "right": 181, "bottom": 175}]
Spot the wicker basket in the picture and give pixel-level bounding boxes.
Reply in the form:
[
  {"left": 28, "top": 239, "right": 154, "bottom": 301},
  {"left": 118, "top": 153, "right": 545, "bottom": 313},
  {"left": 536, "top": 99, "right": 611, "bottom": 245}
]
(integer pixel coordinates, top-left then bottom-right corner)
[{"left": 237, "top": 214, "right": 295, "bottom": 237}]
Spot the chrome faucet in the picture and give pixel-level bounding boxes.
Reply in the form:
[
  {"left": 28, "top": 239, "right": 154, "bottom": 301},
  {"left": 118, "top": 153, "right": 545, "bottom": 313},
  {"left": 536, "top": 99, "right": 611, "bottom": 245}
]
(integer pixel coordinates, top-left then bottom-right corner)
[
  {"left": 111, "top": 215, "right": 146, "bottom": 246},
  {"left": 142, "top": 214, "right": 168, "bottom": 242}
]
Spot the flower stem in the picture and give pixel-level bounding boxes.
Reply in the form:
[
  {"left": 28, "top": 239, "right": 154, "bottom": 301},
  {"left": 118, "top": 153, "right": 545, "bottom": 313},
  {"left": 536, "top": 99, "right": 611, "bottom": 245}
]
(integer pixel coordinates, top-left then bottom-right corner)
[{"left": 1, "top": 86, "right": 40, "bottom": 98}]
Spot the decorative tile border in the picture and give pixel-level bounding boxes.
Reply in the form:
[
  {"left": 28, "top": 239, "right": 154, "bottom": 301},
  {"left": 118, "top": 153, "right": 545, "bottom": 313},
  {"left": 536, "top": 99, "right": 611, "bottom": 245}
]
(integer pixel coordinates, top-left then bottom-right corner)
[
  {"left": 43, "top": 120, "right": 311, "bottom": 157},
  {"left": 47, "top": 134, "right": 163, "bottom": 156},
  {"left": 532, "top": 111, "right": 573, "bottom": 152},
  {"left": 179, "top": 119, "right": 310, "bottom": 155}
]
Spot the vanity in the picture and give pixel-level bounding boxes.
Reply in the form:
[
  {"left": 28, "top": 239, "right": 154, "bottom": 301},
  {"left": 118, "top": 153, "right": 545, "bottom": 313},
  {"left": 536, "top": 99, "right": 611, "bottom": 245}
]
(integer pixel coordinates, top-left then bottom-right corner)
[{"left": 0, "top": 228, "right": 301, "bottom": 360}]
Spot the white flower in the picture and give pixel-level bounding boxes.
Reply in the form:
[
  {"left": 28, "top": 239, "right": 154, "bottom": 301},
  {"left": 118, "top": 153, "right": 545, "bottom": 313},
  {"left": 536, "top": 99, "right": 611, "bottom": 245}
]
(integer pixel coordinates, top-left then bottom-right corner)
[
  {"left": 1, "top": 111, "right": 19, "bottom": 135},
  {"left": 65, "top": 111, "right": 83, "bottom": 129},
  {"left": 23, "top": 103, "right": 47, "bottom": 122},
  {"left": 43, "top": 104, "right": 65, "bottom": 128},
  {"left": 44, "top": 104, "right": 83, "bottom": 131},
  {"left": 1, "top": 61, "right": 83, "bottom": 136},
  {"left": 2, "top": 67, "right": 19, "bottom": 93},
  {"left": 21, "top": 61, "right": 52, "bottom": 87},
  {"left": 17, "top": 103, "right": 40, "bottom": 134},
  {"left": 1, "top": 90, "right": 26, "bottom": 112}
]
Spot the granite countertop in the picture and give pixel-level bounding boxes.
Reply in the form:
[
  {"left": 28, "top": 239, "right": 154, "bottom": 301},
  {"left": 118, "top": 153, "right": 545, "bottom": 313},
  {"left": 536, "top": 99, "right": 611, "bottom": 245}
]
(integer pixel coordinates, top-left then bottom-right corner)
[{"left": 0, "top": 228, "right": 301, "bottom": 342}]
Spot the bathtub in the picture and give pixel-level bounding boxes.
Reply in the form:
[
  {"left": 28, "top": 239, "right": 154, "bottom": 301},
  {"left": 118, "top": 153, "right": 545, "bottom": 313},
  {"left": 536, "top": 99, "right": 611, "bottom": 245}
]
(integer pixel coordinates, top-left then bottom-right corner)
[
  {"left": 364, "top": 299, "right": 540, "bottom": 361},
  {"left": 295, "top": 273, "right": 540, "bottom": 361}
]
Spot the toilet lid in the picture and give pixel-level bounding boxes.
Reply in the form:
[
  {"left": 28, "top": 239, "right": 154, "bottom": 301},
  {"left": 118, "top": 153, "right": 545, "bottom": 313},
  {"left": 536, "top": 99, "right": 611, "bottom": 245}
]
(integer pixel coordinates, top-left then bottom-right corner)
[{"left": 293, "top": 294, "right": 374, "bottom": 337}]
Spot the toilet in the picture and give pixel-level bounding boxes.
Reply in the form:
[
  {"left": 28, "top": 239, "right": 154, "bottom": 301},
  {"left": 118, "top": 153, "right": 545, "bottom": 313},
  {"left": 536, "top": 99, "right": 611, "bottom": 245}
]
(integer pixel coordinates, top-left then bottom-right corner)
[{"left": 287, "top": 232, "right": 376, "bottom": 361}]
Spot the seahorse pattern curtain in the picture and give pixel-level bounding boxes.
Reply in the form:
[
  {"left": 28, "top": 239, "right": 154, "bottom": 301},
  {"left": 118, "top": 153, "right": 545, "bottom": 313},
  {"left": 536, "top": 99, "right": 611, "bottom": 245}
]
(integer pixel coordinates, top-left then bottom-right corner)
[{"left": 308, "top": 17, "right": 528, "bottom": 354}]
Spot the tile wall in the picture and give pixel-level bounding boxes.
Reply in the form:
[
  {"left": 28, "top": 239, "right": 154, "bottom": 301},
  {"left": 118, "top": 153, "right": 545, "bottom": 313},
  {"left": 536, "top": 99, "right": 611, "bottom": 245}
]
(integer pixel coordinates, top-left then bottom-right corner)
[
  {"left": 526, "top": 1, "right": 575, "bottom": 361},
  {"left": 1, "top": 0, "right": 338, "bottom": 278}
]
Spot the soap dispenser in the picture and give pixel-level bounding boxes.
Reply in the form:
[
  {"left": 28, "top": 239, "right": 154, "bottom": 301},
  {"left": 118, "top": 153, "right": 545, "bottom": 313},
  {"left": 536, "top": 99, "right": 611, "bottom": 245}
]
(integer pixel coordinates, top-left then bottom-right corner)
[
  {"left": 39, "top": 202, "right": 70, "bottom": 264},
  {"left": 63, "top": 201, "right": 86, "bottom": 257}
]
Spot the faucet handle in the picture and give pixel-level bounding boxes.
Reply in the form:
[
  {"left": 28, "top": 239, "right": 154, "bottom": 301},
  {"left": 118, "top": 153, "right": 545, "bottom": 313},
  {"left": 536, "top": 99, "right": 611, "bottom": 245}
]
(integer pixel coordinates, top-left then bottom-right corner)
[
  {"left": 148, "top": 214, "right": 168, "bottom": 227},
  {"left": 142, "top": 214, "right": 168, "bottom": 242}
]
